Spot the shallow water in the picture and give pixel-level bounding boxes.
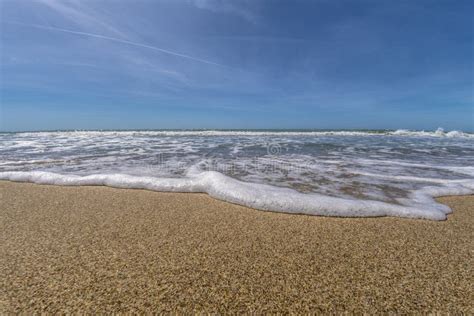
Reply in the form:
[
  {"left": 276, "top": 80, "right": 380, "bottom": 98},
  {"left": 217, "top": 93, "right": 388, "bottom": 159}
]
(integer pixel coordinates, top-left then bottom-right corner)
[{"left": 1, "top": 128, "right": 473, "bottom": 220}]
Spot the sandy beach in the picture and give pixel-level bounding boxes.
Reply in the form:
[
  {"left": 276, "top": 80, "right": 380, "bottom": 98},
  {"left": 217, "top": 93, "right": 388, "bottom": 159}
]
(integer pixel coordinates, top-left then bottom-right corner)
[{"left": 0, "top": 181, "right": 472, "bottom": 313}]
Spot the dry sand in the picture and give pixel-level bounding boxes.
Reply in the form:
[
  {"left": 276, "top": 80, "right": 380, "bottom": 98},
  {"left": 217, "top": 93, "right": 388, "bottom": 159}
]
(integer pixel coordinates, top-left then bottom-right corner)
[{"left": 0, "top": 181, "right": 473, "bottom": 313}]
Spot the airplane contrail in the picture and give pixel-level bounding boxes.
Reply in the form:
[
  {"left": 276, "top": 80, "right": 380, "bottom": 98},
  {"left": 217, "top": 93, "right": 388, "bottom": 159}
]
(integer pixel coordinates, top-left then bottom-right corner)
[{"left": 6, "top": 21, "right": 224, "bottom": 67}]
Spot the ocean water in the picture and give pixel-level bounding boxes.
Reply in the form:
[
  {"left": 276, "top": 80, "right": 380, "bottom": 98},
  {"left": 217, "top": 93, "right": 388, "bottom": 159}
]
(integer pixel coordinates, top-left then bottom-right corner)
[{"left": 1, "top": 128, "right": 473, "bottom": 220}]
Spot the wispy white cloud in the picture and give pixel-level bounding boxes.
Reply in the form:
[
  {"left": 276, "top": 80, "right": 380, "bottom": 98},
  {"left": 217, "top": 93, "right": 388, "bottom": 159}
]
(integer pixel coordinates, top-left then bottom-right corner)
[
  {"left": 190, "top": 0, "right": 259, "bottom": 23},
  {"left": 125, "top": 55, "right": 192, "bottom": 86},
  {"left": 8, "top": 21, "right": 224, "bottom": 67},
  {"left": 35, "top": 0, "right": 128, "bottom": 38}
]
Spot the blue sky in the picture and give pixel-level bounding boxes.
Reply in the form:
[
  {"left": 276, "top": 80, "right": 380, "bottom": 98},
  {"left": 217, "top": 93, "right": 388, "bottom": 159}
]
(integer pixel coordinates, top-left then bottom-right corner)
[{"left": 0, "top": 0, "right": 473, "bottom": 131}]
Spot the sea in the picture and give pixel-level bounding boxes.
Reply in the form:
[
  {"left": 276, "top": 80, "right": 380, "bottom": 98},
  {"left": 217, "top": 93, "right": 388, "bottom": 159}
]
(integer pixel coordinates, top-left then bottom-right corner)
[{"left": 1, "top": 128, "right": 473, "bottom": 220}]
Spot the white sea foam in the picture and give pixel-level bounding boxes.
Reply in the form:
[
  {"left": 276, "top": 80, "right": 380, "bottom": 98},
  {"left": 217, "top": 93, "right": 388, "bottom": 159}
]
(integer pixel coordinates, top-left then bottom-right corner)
[
  {"left": 391, "top": 127, "right": 473, "bottom": 138},
  {"left": 7, "top": 128, "right": 474, "bottom": 138},
  {"left": 2, "top": 170, "right": 472, "bottom": 220}
]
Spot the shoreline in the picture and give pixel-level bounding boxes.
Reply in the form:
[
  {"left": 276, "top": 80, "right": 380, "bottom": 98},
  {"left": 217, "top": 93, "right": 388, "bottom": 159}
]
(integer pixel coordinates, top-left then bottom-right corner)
[
  {"left": 1, "top": 181, "right": 473, "bottom": 313},
  {"left": 1, "top": 172, "right": 469, "bottom": 220}
]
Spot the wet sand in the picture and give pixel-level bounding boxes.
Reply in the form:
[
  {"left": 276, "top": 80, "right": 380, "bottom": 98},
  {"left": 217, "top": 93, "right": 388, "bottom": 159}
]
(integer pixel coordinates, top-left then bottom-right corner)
[{"left": 0, "top": 181, "right": 472, "bottom": 313}]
